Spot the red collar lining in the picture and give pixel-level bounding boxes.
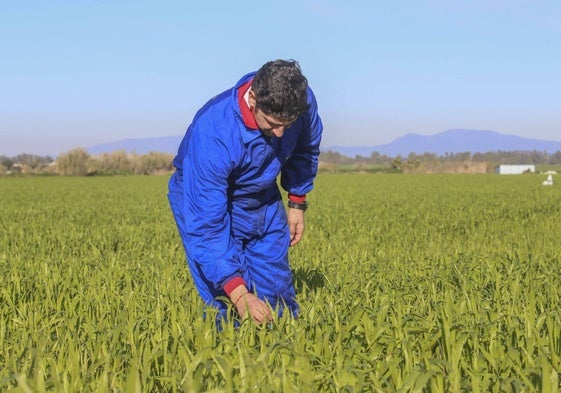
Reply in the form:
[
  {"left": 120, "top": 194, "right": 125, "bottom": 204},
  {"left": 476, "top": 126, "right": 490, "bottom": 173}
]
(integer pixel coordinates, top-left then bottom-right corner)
[{"left": 237, "top": 80, "right": 259, "bottom": 130}]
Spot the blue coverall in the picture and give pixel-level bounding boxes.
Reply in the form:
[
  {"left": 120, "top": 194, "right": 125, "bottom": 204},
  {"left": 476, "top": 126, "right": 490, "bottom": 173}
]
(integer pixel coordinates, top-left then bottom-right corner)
[{"left": 168, "top": 71, "right": 323, "bottom": 320}]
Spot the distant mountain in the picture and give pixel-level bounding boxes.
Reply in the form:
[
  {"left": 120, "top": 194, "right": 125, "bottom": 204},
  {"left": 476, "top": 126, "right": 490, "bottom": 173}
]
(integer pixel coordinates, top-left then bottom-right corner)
[
  {"left": 87, "top": 135, "right": 182, "bottom": 155},
  {"left": 327, "top": 129, "right": 561, "bottom": 157},
  {"left": 87, "top": 129, "right": 561, "bottom": 157}
]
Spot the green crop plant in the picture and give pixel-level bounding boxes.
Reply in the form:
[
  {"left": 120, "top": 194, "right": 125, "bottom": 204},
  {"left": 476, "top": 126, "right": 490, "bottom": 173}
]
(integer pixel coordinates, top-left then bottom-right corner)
[{"left": 1, "top": 174, "right": 560, "bottom": 392}]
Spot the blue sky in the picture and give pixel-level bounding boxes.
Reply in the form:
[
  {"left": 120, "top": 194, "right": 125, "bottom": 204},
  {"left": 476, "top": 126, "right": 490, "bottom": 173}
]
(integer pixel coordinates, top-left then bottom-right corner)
[{"left": 2, "top": 0, "right": 560, "bottom": 156}]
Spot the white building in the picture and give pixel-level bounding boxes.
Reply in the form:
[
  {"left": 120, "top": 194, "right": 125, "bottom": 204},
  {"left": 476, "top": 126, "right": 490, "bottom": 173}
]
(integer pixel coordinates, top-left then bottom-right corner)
[{"left": 495, "top": 165, "right": 536, "bottom": 175}]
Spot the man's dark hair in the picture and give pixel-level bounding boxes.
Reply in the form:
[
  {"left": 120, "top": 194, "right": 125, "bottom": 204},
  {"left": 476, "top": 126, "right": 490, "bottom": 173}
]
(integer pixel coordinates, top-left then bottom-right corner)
[{"left": 252, "top": 59, "right": 310, "bottom": 121}]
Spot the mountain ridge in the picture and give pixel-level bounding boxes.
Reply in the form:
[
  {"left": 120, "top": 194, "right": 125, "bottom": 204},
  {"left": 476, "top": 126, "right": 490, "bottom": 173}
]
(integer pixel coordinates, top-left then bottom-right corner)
[
  {"left": 87, "top": 135, "right": 183, "bottom": 156},
  {"left": 326, "top": 129, "right": 561, "bottom": 157},
  {"left": 86, "top": 129, "right": 561, "bottom": 157}
]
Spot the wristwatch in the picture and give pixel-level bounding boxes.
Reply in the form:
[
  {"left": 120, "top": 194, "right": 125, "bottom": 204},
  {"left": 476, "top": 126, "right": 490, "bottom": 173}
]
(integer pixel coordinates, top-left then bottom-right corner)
[{"left": 287, "top": 200, "right": 308, "bottom": 211}]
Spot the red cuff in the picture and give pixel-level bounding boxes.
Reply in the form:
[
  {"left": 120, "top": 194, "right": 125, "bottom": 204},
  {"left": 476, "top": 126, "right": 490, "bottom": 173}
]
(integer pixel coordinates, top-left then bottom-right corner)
[
  {"left": 288, "top": 193, "right": 306, "bottom": 203},
  {"left": 223, "top": 276, "right": 247, "bottom": 296}
]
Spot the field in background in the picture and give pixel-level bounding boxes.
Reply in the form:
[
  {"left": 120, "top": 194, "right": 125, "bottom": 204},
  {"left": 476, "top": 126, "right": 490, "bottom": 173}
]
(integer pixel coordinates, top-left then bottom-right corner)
[{"left": 1, "top": 174, "right": 560, "bottom": 392}]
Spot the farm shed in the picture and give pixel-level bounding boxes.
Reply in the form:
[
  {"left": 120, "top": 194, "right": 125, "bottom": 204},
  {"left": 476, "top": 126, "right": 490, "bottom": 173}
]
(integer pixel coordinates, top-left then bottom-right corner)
[{"left": 495, "top": 165, "right": 536, "bottom": 175}]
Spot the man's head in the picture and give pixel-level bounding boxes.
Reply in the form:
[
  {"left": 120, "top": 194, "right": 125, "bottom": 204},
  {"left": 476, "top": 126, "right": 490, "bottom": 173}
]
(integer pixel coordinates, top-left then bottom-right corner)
[{"left": 248, "top": 59, "right": 310, "bottom": 138}]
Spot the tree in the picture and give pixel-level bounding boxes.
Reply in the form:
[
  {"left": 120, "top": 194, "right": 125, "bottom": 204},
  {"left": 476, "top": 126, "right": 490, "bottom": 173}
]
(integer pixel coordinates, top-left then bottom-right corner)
[
  {"left": 549, "top": 150, "right": 561, "bottom": 165},
  {"left": 55, "top": 148, "right": 94, "bottom": 176}
]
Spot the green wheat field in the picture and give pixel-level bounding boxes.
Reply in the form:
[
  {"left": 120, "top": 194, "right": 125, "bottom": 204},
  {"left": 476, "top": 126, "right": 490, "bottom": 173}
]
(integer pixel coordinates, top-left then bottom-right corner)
[{"left": 1, "top": 174, "right": 560, "bottom": 392}]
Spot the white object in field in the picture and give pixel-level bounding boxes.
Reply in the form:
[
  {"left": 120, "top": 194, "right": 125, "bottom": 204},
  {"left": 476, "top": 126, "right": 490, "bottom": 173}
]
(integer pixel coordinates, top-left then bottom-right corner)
[{"left": 542, "top": 174, "right": 553, "bottom": 186}]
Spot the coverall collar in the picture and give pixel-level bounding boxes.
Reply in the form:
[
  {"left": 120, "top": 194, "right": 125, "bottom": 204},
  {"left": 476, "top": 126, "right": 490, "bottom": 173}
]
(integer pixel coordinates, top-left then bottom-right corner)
[{"left": 233, "top": 72, "right": 262, "bottom": 145}]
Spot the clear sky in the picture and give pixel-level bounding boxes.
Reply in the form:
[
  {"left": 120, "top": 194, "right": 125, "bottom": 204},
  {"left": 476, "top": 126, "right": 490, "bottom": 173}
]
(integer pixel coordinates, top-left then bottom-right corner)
[{"left": 2, "top": 0, "right": 560, "bottom": 157}]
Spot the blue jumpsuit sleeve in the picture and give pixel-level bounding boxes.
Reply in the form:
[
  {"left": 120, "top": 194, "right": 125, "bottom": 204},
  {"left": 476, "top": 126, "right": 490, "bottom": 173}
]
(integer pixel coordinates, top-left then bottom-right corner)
[
  {"left": 180, "top": 125, "right": 241, "bottom": 290},
  {"left": 280, "top": 88, "right": 323, "bottom": 195}
]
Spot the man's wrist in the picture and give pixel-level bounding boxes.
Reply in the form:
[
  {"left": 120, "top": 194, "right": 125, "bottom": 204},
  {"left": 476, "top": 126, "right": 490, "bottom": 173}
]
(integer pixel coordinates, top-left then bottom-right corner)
[
  {"left": 287, "top": 200, "right": 308, "bottom": 211},
  {"left": 230, "top": 286, "right": 250, "bottom": 305}
]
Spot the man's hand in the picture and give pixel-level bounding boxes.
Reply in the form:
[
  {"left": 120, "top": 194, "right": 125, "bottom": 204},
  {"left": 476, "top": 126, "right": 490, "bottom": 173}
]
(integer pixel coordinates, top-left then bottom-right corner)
[
  {"left": 230, "top": 286, "right": 273, "bottom": 323},
  {"left": 288, "top": 207, "right": 305, "bottom": 247}
]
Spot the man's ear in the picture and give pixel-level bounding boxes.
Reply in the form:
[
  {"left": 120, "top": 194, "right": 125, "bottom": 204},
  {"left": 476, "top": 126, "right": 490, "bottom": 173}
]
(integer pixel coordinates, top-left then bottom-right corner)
[{"left": 248, "top": 89, "right": 256, "bottom": 110}]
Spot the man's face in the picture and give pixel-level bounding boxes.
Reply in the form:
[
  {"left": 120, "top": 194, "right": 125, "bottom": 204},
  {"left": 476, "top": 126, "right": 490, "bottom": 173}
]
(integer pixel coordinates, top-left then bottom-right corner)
[
  {"left": 248, "top": 89, "right": 294, "bottom": 138},
  {"left": 253, "top": 109, "right": 294, "bottom": 138}
]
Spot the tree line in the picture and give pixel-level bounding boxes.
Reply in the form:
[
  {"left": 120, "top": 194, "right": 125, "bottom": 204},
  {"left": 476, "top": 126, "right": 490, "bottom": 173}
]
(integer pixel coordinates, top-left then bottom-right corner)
[
  {"left": 1, "top": 148, "right": 174, "bottom": 176},
  {"left": 320, "top": 149, "right": 561, "bottom": 165},
  {"left": 319, "top": 149, "right": 561, "bottom": 173},
  {"left": 2, "top": 148, "right": 561, "bottom": 176}
]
